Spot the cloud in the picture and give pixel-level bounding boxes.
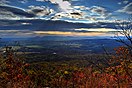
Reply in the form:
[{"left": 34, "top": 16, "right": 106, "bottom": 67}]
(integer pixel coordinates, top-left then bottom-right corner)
[
  {"left": 57, "top": 5, "right": 111, "bottom": 21},
  {"left": 73, "top": 6, "right": 89, "bottom": 10},
  {"left": 20, "top": 0, "right": 28, "bottom": 3},
  {"left": 118, "top": 0, "right": 129, "bottom": 5},
  {"left": 50, "top": 4, "right": 108, "bottom": 21},
  {"left": 117, "top": 2, "right": 132, "bottom": 14},
  {"left": 0, "top": 29, "right": 114, "bottom": 38},
  {"left": 28, "top": 6, "right": 54, "bottom": 16},
  {"left": 123, "top": 0, "right": 129, "bottom": 4},
  {"left": 0, "top": 5, "right": 35, "bottom": 19},
  {"left": 0, "top": 8, "right": 17, "bottom": 19},
  {"left": 75, "top": 28, "right": 117, "bottom": 32},
  {"left": 49, "top": 1, "right": 87, "bottom": 20},
  {"left": 0, "top": 0, "right": 10, "bottom": 5},
  {"left": 90, "top": 6, "right": 106, "bottom": 14},
  {"left": 118, "top": 2, "right": 122, "bottom": 5},
  {"left": 71, "top": 6, "right": 112, "bottom": 22},
  {"left": 0, "top": 5, "right": 54, "bottom": 19},
  {"left": 0, "top": 0, "right": 111, "bottom": 22},
  {"left": 36, "top": 0, "right": 49, "bottom": 2},
  {"left": 89, "top": 6, "right": 111, "bottom": 19},
  {"left": 51, "top": 10, "right": 83, "bottom": 20},
  {"left": 33, "top": 31, "right": 110, "bottom": 36},
  {"left": 0, "top": 19, "right": 122, "bottom": 31},
  {"left": 36, "top": 0, "right": 45, "bottom": 1},
  {"left": 1, "top": 19, "right": 131, "bottom": 38},
  {"left": 49, "top": 0, "right": 72, "bottom": 12}
]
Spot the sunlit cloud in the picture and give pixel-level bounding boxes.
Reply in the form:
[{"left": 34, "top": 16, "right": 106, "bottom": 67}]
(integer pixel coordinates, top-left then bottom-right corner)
[
  {"left": 0, "top": 30, "right": 114, "bottom": 37},
  {"left": 75, "top": 28, "right": 118, "bottom": 32},
  {"left": 50, "top": 0, "right": 72, "bottom": 12},
  {"left": 33, "top": 31, "right": 114, "bottom": 37}
]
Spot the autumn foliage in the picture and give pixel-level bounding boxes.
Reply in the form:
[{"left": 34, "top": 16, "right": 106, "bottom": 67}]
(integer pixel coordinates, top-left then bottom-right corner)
[
  {"left": 0, "top": 46, "right": 131, "bottom": 88},
  {"left": 0, "top": 47, "right": 33, "bottom": 88}
]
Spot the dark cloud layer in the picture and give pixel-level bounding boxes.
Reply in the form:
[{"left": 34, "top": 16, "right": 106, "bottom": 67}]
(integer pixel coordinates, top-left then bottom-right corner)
[
  {"left": 0, "top": 5, "right": 35, "bottom": 19},
  {"left": 0, "top": 19, "right": 124, "bottom": 31}
]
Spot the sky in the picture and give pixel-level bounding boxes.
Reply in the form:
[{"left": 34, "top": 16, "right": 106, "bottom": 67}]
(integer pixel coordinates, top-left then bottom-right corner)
[{"left": 0, "top": 0, "right": 132, "bottom": 38}]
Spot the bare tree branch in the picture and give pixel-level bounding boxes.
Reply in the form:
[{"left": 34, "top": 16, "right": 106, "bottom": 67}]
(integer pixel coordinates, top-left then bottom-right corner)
[{"left": 115, "top": 17, "right": 132, "bottom": 53}]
